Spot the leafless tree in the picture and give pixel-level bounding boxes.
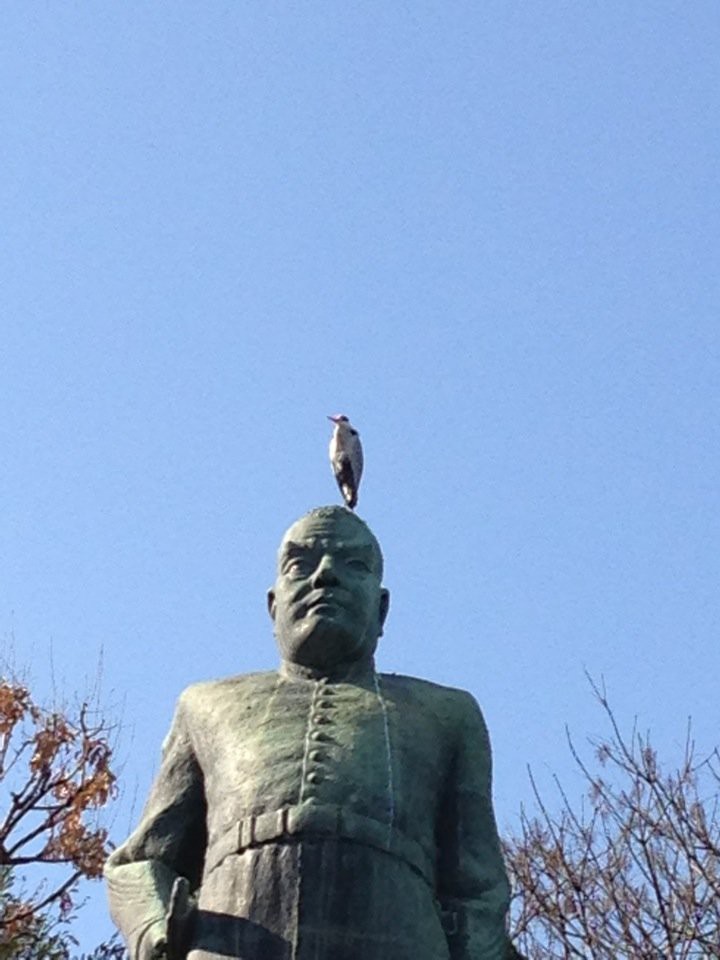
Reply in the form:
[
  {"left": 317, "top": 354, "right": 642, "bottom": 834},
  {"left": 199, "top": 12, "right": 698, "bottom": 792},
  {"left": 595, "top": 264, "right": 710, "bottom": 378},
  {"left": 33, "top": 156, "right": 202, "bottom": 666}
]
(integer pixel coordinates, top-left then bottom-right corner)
[{"left": 504, "top": 678, "right": 720, "bottom": 959}]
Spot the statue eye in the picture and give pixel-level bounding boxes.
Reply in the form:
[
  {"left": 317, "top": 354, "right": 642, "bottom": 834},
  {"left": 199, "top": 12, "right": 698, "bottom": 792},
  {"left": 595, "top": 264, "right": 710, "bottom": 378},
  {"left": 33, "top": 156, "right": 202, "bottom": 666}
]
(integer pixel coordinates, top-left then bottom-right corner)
[
  {"left": 346, "top": 557, "right": 370, "bottom": 572},
  {"left": 285, "top": 558, "right": 310, "bottom": 576}
]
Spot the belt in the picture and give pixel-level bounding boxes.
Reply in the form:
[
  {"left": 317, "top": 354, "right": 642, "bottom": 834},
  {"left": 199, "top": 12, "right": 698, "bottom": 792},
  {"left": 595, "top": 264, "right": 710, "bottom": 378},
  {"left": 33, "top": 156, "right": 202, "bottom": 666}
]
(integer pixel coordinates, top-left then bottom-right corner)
[{"left": 205, "top": 801, "right": 435, "bottom": 888}]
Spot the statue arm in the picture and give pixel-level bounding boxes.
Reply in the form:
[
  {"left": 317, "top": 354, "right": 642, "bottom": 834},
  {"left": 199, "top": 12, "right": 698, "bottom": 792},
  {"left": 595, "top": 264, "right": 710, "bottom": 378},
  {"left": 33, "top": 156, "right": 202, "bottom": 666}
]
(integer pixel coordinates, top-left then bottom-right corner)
[
  {"left": 436, "top": 692, "right": 511, "bottom": 960},
  {"left": 104, "top": 693, "right": 207, "bottom": 960}
]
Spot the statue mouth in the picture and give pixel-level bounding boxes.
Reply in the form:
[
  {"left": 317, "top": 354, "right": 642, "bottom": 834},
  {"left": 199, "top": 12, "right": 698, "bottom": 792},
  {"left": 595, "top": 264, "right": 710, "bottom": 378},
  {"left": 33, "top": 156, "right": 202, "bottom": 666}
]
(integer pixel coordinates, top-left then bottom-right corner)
[{"left": 305, "top": 593, "right": 343, "bottom": 613}]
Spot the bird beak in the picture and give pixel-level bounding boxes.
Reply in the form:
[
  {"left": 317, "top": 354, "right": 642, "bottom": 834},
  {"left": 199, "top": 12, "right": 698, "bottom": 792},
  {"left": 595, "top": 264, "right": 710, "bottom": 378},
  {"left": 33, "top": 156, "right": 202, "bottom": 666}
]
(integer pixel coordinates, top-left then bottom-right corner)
[{"left": 327, "top": 415, "right": 338, "bottom": 422}]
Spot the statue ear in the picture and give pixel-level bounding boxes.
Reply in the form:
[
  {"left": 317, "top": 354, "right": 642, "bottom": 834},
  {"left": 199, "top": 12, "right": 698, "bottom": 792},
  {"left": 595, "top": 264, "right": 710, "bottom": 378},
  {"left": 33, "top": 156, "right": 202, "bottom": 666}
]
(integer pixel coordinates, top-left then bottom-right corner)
[
  {"left": 378, "top": 589, "right": 390, "bottom": 634},
  {"left": 267, "top": 589, "right": 277, "bottom": 621}
]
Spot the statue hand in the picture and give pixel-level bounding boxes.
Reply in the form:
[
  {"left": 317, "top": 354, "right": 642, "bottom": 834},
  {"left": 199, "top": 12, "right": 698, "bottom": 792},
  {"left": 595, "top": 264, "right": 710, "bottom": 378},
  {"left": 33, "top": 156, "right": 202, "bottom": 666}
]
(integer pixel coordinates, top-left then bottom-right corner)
[
  {"left": 137, "top": 922, "right": 167, "bottom": 960},
  {"left": 140, "top": 877, "right": 192, "bottom": 960}
]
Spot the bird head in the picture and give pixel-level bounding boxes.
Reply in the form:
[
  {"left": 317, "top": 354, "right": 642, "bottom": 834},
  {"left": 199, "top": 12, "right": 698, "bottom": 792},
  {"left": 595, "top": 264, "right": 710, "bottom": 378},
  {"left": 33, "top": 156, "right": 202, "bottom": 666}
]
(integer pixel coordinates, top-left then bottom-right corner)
[{"left": 327, "top": 414, "right": 350, "bottom": 425}]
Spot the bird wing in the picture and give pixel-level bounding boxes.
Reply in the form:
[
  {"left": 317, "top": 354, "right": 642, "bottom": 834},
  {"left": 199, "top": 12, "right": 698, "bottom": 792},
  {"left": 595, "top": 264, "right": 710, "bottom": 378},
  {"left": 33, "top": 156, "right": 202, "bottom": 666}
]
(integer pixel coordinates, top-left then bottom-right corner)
[
  {"left": 334, "top": 452, "right": 357, "bottom": 490},
  {"left": 352, "top": 439, "right": 363, "bottom": 485}
]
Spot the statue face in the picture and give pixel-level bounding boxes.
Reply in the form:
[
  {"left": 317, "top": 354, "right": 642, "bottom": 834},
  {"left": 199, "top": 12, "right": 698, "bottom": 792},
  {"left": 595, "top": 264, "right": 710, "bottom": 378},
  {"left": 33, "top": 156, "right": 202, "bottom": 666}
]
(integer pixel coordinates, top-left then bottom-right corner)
[{"left": 268, "top": 512, "right": 389, "bottom": 669}]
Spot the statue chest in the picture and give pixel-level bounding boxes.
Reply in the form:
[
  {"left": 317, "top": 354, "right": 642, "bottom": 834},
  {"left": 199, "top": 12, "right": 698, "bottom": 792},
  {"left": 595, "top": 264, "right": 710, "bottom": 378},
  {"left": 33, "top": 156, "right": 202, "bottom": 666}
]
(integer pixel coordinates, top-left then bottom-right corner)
[{"left": 188, "top": 676, "right": 452, "bottom": 830}]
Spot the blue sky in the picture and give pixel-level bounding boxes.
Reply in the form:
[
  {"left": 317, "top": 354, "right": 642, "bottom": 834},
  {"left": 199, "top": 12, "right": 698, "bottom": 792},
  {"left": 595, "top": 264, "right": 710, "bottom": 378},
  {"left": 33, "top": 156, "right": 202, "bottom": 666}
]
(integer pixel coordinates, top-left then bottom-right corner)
[{"left": 2, "top": 2, "right": 719, "bottom": 950}]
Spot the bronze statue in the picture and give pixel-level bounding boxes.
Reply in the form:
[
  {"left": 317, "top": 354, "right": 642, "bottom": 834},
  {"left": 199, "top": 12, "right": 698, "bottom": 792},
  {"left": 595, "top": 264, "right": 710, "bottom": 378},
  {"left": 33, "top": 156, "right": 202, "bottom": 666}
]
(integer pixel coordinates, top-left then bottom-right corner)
[{"left": 105, "top": 506, "right": 512, "bottom": 959}]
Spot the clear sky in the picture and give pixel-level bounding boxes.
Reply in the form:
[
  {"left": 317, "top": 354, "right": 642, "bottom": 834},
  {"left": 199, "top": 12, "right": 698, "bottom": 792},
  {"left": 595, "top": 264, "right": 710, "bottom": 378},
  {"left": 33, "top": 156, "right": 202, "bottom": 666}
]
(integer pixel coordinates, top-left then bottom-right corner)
[{"left": 2, "top": 2, "right": 719, "bottom": 951}]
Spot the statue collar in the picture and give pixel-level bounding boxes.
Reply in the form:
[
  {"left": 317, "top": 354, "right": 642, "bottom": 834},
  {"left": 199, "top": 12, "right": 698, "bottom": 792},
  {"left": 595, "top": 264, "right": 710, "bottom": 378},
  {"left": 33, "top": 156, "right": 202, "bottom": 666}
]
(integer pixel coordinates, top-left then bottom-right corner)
[{"left": 279, "top": 656, "right": 376, "bottom": 684}]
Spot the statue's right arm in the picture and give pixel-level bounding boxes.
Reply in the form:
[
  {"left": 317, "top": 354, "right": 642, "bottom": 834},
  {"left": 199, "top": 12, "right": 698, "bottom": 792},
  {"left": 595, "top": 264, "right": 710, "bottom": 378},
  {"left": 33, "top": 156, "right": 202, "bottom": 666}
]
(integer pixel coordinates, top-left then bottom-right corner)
[
  {"left": 436, "top": 692, "right": 511, "bottom": 960},
  {"left": 104, "top": 692, "right": 207, "bottom": 960}
]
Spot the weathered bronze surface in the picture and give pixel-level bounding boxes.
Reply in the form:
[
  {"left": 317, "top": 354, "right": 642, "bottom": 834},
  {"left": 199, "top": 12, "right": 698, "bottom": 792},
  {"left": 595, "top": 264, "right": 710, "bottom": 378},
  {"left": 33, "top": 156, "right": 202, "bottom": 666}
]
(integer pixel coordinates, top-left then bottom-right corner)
[{"left": 105, "top": 507, "right": 513, "bottom": 959}]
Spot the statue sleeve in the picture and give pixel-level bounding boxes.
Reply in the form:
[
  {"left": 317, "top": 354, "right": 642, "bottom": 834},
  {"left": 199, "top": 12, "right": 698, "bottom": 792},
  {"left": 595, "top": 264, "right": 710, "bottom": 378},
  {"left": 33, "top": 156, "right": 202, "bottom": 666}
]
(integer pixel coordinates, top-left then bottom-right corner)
[
  {"left": 104, "top": 692, "right": 207, "bottom": 960},
  {"left": 436, "top": 692, "right": 511, "bottom": 960}
]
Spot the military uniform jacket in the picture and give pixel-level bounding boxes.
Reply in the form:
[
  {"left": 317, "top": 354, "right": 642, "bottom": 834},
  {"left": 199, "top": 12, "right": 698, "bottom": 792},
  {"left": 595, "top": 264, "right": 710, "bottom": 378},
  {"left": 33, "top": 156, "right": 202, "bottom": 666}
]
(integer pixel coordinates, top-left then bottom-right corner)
[{"left": 105, "top": 662, "right": 510, "bottom": 960}]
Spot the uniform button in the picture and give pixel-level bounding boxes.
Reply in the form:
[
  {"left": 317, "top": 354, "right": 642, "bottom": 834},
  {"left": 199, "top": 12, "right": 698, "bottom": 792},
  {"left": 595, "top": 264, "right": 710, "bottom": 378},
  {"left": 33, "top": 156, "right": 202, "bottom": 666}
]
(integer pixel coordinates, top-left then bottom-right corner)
[
  {"left": 309, "top": 749, "right": 324, "bottom": 761},
  {"left": 310, "top": 730, "right": 330, "bottom": 742},
  {"left": 306, "top": 771, "right": 323, "bottom": 784},
  {"left": 312, "top": 714, "right": 330, "bottom": 724},
  {"left": 317, "top": 699, "right": 334, "bottom": 709}
]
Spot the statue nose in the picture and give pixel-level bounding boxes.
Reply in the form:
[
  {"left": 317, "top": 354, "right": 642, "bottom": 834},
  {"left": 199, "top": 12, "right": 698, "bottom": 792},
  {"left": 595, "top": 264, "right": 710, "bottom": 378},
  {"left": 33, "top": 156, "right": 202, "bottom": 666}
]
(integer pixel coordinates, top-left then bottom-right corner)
[{"left": 311, "top": 555, "right": 339, "bottom": 587}]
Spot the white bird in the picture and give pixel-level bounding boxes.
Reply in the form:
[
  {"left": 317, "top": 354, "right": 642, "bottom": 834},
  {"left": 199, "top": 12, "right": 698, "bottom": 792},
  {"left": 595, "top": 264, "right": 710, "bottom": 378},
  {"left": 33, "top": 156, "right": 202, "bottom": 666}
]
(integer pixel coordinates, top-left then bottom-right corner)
[{"left": 327, "top": 414, "right": 363, "bottom": 510}]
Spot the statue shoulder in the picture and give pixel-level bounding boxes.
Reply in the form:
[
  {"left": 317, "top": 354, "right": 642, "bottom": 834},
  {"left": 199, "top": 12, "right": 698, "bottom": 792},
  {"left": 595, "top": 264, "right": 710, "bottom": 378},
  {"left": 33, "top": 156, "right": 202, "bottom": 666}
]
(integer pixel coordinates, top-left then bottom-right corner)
[
  {"left": 377, "top": 672, "right": 485, "bottom": 724},
  {"left": 177, "top": 670, "right": 278, "bottom": 710}
]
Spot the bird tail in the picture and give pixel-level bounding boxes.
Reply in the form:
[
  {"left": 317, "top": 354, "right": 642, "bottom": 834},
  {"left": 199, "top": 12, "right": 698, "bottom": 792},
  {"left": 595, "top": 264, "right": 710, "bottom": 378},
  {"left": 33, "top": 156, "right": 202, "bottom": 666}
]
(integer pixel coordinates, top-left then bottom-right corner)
[{"left": 342, "top": 485, "right": 358, "bottom": 510}]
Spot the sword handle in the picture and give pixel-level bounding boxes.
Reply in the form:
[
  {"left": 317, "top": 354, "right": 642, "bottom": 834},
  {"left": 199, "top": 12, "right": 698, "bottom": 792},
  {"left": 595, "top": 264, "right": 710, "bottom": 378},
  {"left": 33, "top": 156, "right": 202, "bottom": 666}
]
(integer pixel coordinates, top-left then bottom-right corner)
[{"left": 165, "top": 876, "right": 193, "bottom": 960}]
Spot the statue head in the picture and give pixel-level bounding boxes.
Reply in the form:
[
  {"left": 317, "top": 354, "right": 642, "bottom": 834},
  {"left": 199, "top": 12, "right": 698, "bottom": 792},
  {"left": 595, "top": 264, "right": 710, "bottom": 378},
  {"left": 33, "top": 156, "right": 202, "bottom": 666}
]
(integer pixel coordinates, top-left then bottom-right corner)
[{"left": 267, "top": 506, "right": 390, "bottom": 669}]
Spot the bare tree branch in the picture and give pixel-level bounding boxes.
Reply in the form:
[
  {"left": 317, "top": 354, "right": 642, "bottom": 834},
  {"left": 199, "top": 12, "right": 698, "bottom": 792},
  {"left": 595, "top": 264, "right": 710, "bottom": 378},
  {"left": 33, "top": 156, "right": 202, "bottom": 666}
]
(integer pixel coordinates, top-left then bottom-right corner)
[{"left": 504, "top": 679, "right": 720, "bottom": 958}]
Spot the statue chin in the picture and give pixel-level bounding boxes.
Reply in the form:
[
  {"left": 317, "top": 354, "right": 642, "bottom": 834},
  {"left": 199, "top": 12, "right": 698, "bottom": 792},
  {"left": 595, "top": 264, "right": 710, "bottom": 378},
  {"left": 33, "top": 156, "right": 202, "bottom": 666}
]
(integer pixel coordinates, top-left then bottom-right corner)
[{"left": 278, "top": 618, "right": 372, "bottom": 669}]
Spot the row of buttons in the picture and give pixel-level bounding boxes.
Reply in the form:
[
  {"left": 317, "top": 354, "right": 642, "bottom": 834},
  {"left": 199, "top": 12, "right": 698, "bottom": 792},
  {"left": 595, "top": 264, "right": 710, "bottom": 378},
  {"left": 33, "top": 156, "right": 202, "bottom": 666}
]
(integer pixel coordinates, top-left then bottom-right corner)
[{"left": 303, "top": 680, "right": 336, "bottom": 794}]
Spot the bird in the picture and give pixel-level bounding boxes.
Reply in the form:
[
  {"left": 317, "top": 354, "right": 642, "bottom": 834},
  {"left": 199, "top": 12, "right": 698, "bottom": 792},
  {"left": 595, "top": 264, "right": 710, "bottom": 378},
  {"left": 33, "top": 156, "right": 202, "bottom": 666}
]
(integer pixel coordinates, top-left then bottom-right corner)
[{"left": 327, "top": 414, "right": 363, "bottom": 510}]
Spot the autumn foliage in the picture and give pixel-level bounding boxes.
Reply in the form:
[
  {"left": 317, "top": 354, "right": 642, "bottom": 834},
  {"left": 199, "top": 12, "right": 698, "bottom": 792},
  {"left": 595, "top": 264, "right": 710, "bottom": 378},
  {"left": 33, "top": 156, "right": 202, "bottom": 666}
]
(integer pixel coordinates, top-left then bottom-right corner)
[{"left": 0, "top": 677, "right": 120, "bottom": 958}]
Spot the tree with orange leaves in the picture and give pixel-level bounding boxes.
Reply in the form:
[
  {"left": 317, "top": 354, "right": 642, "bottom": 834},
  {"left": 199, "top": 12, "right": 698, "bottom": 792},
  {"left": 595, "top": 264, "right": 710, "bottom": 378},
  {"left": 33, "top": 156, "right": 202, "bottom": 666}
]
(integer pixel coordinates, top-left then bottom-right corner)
[{"left": 0, "top": 676, "right": 123, "bottom": 959}]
